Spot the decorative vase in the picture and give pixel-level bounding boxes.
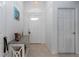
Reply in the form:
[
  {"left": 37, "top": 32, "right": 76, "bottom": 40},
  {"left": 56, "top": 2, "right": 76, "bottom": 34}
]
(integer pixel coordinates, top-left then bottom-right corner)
[{"left": 14, "top": 33, "right": 21, "bottom": 41}]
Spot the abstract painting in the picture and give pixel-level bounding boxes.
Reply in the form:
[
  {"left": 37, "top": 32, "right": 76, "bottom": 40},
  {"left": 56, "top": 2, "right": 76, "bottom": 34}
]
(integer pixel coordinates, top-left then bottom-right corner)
[{"left": 14, "top": 7, "right": 20, "bottom": 21}]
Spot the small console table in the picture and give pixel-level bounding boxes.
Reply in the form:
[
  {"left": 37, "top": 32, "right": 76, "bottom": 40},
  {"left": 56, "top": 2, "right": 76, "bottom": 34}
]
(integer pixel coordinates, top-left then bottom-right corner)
[{"left": 8, "top": 35, "right": 30, "bottom": 57}]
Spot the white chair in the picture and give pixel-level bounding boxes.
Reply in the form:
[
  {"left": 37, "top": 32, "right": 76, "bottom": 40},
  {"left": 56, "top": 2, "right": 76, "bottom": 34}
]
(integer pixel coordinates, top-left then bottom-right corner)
[
  {"left": 9, "top": 44, "right": 24, "bottom": 57},
  {"left": 12, "top": 46, "right": 22, "bottom": 57}
]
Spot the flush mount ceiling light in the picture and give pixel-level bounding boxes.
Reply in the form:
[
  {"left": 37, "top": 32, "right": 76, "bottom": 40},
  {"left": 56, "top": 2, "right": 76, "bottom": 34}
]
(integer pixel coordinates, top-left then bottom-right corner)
[
  {"left": 0, "top": 1, "right": 6, "bottom": 7},
  {"left": 32, "top": 1, "right": 38, "bottom": 5},
  {"left": 28, "top": 1, "right": 41, "bottom": 13},
  {"left": 32, "top": 1, "right": 39, "bottom": 7},
  {"left": 30, "top": 17, "right": 39, "bottom": 21}
]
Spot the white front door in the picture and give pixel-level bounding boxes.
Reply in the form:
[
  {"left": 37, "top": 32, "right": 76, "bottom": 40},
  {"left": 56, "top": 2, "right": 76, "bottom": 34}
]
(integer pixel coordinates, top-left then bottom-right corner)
[
  {"left": 29, "top": 19, "right": 40, "bottom": 43},
  {"left": 29, "top": 17, "right": 45, "bottom": 43},
  {"left": 58, "top": 8, "right": 76, "bottom": 53}
]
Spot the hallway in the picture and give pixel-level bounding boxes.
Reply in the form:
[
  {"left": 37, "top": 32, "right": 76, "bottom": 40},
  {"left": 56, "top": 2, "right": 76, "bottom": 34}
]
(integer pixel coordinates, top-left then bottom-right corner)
[
  {"left": 29, "top": 44, "right": 79, "bottom": 57},
  {"left": 29, "top": 44, "right": 53, "bottom": 57},
  {"left": 1, "top": 1, "right": 79, "bottom": 57}
]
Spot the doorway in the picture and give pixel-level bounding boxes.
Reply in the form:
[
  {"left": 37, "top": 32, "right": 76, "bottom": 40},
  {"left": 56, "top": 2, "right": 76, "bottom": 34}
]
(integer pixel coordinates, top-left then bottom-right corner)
[{"left": 57, "top": 8, "right": 76, "bottom": 53}]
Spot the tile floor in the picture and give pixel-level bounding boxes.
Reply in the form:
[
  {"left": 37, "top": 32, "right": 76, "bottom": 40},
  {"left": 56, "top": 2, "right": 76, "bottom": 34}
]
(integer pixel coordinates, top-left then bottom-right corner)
[
  {"left": 29, "top": 43, "right": 53, "bottom": 57},
  {"left": 29, "top": 43, "right": 79, "bottom": 57},
  {"left": 6, "top": 43, "right": 79, "bottom": 57}
]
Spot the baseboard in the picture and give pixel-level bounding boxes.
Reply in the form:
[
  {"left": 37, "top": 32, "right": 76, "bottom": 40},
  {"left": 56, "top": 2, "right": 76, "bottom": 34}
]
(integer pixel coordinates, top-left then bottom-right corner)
[
  {"left": 75, "top": 52, "right": 79, "bottom": 54},
  {"left": 51, "top": 51, "right": 58, "bottom": 54},
  {"left": 30, "top": 43, "right": 41, "bottom": 45},
  {"left": 30, "top": 43, "right": 46, "bottom": 45},
  {"left": 47, "top": 47, "right": 58, "bottom": 55}
]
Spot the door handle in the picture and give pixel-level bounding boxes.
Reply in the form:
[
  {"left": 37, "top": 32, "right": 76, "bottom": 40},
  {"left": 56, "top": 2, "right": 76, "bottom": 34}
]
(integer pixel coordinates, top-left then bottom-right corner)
[
  {"left": 73, "top": 32, "right": 76, "bottom": 35},
  {"left": 28, "top": 32, "right": 31, "bottom": 34}
]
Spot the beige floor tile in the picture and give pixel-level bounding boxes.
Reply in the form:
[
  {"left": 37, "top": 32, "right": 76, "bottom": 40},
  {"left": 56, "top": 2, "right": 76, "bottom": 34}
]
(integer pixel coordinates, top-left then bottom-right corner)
[
  {"left": 29, "top": 43, "right": 53, "bottom": 57},
  {"left": 28, "top": 43, "right": 79, "bottom": 57}
]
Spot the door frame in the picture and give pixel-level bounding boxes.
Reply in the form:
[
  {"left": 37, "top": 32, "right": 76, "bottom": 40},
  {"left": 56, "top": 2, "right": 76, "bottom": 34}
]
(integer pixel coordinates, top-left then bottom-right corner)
[{"left": 57, "top": 7, "right": 77, "bottom": 53}]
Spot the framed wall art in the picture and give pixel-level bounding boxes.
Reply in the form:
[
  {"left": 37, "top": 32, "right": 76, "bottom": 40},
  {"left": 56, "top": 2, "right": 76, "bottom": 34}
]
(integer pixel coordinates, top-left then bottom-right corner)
[{"left": 14, "top": 6, "right": 20, "bottom": 21}]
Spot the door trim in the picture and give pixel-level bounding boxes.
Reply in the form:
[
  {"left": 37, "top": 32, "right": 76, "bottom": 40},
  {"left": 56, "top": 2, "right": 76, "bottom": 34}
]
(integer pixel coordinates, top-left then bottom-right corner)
[{"left": 57, "top": 8, "right": 76, "bottom": 53}]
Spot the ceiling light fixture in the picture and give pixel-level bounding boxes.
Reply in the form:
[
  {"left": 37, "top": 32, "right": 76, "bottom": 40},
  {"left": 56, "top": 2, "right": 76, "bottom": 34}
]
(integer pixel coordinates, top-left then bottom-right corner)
[
  {"left": 31, "top": 17, "right": 39, "bottom": 21},
  {"left": 32, "top": 1, "right": 39, "bottom": 7}
]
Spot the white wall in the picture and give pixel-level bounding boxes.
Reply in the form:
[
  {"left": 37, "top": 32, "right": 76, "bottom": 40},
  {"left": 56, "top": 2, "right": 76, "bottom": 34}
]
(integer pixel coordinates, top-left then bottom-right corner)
[
  {"left": 0, "top": 3, "right": 6, "bottom": 56},
  {"left": 46, "top": 1, "right": 79, "bottom": 54},
  {"left": 45, "top": 2, "right": 55, "bottom": 53},
  {"left": 5, "top": 1, "right": 24, "bottom": 42},
  {"left": 0, "top": 1, "right": 24, "bottom": 56}
]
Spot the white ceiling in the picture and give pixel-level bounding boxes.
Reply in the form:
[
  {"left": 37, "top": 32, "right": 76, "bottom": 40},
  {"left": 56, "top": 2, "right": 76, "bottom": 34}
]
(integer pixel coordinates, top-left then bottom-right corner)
[{"left": 23, "top": 1, "right": 47, "bottom": 13}]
